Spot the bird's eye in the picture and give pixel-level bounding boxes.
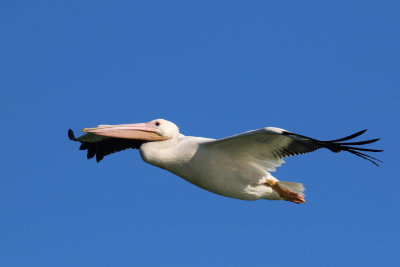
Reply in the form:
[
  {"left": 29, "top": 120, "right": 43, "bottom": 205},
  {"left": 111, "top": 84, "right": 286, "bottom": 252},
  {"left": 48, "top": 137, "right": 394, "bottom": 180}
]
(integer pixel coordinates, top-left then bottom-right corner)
[{"left": 155, "top": 122, "right": 160, "bottom": 126}]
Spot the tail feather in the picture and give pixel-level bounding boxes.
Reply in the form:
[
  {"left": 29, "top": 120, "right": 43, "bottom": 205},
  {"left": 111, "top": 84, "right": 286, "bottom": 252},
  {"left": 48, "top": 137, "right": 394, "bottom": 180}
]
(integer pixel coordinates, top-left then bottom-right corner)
[{"left": 278, "top": 181, "right": 305, "bottom": 197}]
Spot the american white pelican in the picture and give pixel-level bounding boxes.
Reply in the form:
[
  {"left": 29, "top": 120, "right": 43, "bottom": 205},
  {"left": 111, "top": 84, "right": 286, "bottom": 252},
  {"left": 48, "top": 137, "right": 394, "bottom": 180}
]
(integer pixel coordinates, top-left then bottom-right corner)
[{"left": 68, "top": 119, "right": 382, "bottom": 204}]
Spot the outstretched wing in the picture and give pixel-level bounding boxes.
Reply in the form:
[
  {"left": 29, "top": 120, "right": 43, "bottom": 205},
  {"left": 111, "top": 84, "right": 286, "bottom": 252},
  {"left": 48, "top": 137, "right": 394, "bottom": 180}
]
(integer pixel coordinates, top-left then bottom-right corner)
[
  {"left": 68, "top": 129, "right": 144, "bottom": 162},
  {"left": 203, "top": 127, "right": 382, "bottom": 171}
]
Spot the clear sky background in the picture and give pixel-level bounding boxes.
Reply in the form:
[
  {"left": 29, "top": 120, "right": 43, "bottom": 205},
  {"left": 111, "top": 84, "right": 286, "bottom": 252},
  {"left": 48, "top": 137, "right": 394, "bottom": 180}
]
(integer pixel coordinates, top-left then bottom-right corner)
[{"left": 1, "top": 1, "right": 399, "bottom": 266}]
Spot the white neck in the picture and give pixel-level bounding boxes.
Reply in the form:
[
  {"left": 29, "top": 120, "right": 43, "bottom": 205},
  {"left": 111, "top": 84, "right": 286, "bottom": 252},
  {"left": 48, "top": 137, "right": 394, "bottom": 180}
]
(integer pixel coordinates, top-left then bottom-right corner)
[{"left": 139, "top": 135, "right": 180, "bottom": 168}]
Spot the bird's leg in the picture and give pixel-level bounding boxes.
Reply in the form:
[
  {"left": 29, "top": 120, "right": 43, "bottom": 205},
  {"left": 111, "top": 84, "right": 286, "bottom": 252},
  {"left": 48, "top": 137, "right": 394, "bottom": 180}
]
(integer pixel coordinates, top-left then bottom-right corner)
[{"left": 266, "top": 179, "right": 305, "bottom": 204}]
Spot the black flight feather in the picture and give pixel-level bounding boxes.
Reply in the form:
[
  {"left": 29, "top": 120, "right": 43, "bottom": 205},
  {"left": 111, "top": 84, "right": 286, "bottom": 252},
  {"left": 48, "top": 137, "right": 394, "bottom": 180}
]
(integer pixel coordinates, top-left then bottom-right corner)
[
  {"left": 68, "top": 129, "right": 145, "bottom": 162},
  {"left": 282, "top": 129, "right": 383, "bottom": 166}
]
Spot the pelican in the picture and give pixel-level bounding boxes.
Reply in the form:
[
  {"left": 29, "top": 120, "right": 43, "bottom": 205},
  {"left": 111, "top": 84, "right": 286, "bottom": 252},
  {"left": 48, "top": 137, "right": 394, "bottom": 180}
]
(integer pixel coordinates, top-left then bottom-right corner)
[{"left": 68, "top": 119, "right": 382, "bottom": 204}]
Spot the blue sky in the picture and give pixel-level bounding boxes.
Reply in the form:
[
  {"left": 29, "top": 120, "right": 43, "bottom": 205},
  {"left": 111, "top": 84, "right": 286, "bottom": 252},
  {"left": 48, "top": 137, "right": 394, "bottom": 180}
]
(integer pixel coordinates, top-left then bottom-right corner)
[{"left": 1, "top": 0, "right": 399, "bottom": 266}]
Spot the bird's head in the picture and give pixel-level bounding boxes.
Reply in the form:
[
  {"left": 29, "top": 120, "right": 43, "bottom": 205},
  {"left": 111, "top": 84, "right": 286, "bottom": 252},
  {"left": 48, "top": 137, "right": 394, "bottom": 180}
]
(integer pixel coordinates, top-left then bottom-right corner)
[
  {"left": 150, "top": 119, "right": 180, "bottom": 139},
  {"left": 82, "top": 118, "right": 179, "bottom": 142}
]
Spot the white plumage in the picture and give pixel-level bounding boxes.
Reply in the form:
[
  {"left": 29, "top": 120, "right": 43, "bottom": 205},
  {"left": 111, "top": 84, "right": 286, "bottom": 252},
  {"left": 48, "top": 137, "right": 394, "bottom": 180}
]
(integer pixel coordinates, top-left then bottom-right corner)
[{"left": 69, "top": 119, "right": 382, "bottom": 204}]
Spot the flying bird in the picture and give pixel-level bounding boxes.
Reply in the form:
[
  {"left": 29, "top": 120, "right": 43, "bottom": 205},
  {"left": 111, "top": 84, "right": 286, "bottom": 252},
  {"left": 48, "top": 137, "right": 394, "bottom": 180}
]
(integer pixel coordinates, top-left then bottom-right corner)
[{"left": 68, "top": 119, "right": 382, "bottom": 204}]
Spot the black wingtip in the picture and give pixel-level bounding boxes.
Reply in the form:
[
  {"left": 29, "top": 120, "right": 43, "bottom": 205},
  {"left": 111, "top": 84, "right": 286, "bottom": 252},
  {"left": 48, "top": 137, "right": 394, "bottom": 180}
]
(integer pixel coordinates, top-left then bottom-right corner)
[
  {"left": 68, "top": 129, "right": 78, "bottom": 141},
  {"left": 326, "top": 129, "right": 368, "bottom": 143},
  {"left": 318, "top": 129, "right": 383, "bottom": 166},
  {"left": 284, "top": 128, "right": 382, "bottom": 166},
  {"left": 87, "top": 145, "right": 95, "bottom": 159},
  {"left": 346, "top": 149, "right": 383, "bottom": 167},
  {"left": 96, "top": 153, "right": 103, "bottom": 162},
  {"left": 338, "top": 138, "right": 381, "bottom": 146}
]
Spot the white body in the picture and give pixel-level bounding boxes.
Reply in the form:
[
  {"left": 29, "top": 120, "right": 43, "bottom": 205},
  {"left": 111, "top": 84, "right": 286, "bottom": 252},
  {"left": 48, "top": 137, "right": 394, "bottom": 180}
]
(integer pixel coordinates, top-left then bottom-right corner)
[
  {"left": 140, "top": 135, "right": 280, "bottom": 200},
  {"left": 76, "top": 118, "right": 381, "bottom": 203}
]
